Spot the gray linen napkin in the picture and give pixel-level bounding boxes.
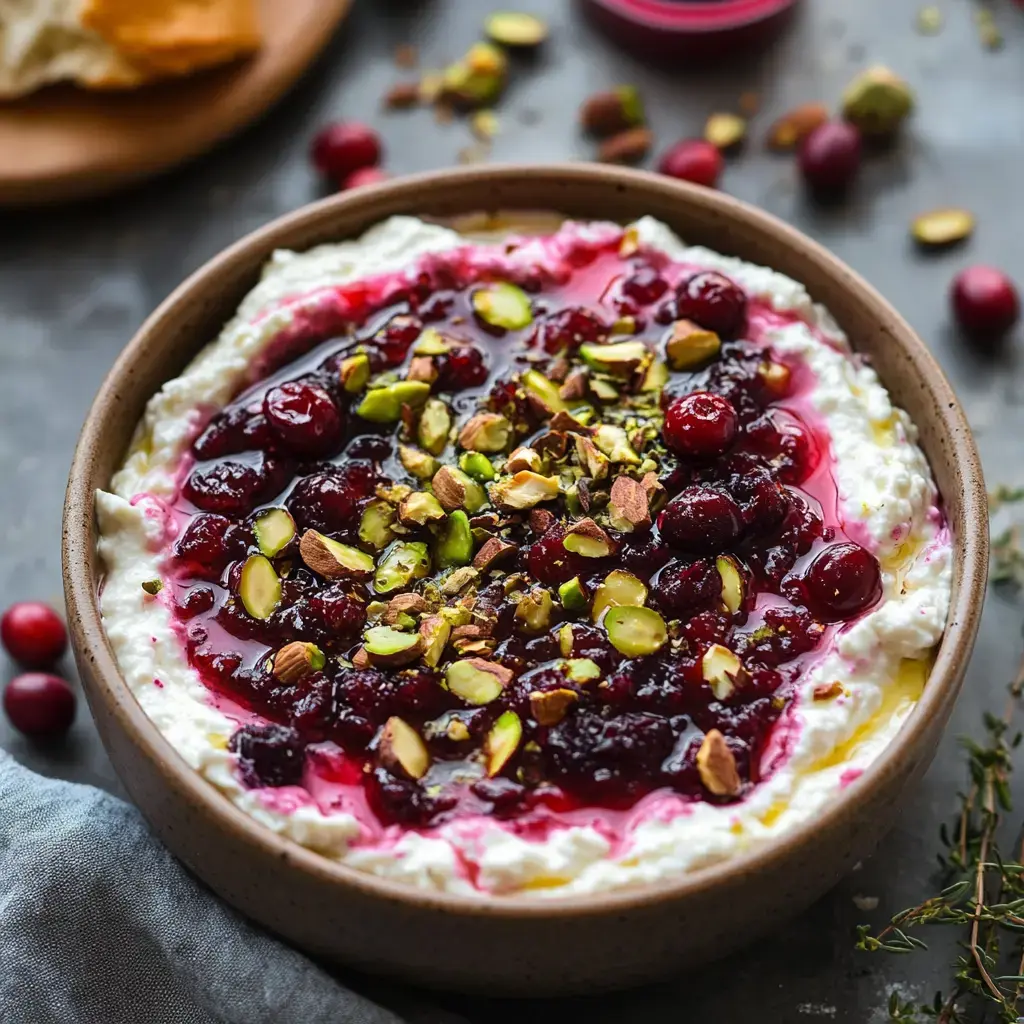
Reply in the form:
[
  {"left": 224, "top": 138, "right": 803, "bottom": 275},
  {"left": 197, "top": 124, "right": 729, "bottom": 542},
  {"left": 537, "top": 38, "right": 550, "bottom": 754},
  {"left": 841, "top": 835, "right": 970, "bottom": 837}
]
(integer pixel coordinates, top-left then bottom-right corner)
[{"left": 0, "top": 751, "right": 422, "bottom": 1024}]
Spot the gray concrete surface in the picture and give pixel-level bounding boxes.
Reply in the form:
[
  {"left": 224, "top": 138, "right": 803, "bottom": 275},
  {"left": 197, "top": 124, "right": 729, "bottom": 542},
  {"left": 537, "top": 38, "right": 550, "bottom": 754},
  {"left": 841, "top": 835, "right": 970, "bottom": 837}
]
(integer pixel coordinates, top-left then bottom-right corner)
[{"left": 3, "top": 0, "right": 1023, "bottom": 1019}]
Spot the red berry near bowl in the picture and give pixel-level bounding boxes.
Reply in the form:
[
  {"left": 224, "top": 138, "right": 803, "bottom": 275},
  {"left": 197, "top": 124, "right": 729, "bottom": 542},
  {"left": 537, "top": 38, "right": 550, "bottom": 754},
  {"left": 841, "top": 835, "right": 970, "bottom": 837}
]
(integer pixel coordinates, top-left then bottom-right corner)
[
  {"left": 658, "top": 139, "right": 724, "bottom": 189},
  {"left": 343, "top": 167, "right": 390, "bottom": 190},
  {"left": 663, "top": 391, "right": 738, "bottom": 459},
  {"left": 3, "top": 673, "right": 76, "bottom": 738},
  {"left": 798, "top": 122, "right": 862, "bottom": 194},
  {"left": 310, "top": 122, "right": 382, "bottom": 179},
  {"left": 1, "top": 601, "right": 68, "bottom": 667},
  {"left": 950, "top": 265, "right": 1021, "bottom": 339}
]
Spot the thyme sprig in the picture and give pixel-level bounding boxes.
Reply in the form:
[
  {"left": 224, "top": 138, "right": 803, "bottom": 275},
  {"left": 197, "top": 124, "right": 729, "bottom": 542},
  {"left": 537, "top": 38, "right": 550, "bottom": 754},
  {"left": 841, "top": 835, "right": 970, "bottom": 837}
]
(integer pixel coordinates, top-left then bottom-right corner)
[{"left": 857, "top": 658, "right": 1024, "bottom": 1022}]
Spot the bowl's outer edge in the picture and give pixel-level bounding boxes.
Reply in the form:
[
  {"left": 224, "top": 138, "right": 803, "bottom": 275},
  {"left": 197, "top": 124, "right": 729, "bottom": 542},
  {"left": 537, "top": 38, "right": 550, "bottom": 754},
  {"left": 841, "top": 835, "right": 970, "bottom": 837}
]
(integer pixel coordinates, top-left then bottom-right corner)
[{"left": 63, "top": 164, "right": 987, "bottom": 995}]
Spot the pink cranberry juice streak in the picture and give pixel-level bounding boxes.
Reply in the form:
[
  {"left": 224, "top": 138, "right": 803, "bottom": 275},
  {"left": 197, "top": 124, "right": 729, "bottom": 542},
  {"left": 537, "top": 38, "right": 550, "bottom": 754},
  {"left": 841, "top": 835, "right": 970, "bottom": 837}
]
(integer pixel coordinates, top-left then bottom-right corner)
[{"left": 159, "top": 225, "right": 883, "bottom": 860}]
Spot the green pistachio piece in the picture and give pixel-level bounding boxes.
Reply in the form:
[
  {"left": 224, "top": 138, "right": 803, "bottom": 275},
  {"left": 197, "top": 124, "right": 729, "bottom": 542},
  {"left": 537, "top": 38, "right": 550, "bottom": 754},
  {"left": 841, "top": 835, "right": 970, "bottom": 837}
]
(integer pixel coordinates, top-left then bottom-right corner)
[
  {"left": 435, "top": 510, "right": 474, "bottom": 569},
  {"left": 413, "top": 328, "right": 453, "bottom": 356},
  {"left": 591, "top": 569, "right": 648, "bottom": 623},
  {"left": 399, "top": 445, "right": 440, "bottom": 481},
  {"left": 373, "top": 541, "right": 431, "bottom": 594},
  {"left": 515, "top": 587, "right": 553, "bottom": 633},
  {"left": 558, "top": 622, "right": 574, "bottom": 657},
  {"left": 356, "top": 380, "right": 431, "bottom": 423},
  {"left": 432, "top": 465, "right": 488, "bottom": 513},
  {"left": 141, "top": 578, "right": 163, "bottom": 596},
  {"left": 716, "top": 554, "right": 745, "bottom": 614},
  {"left": 565, "top": 657, "right": 601, "bottom": 684},
  {"left": 593, "top": 424, "right": 640, "bottom": 464},
  {"left": 641, "top": 358, "right": 670, "bottom": 392},
  {"left": 364, "top": 626, "right": 425, "bottom": 667},
  {"left": 445, "top": 657, "right": 514, "bottom": 705},
  {"left": 666, "top": 320, "right": 721, "bottom": 371},
  {"left": 339, "top": 352, "right": 371, "bottom": 393},
  {"left": 489, "top": 470, "right": 560, "bottom": 511},
  {"left": 484, "top": 710, "right": 523, "bottom": 776},
  {"left": 485, "top": 11, "right": 548, "bottom": 48},
  {"left": 398, "top": 491, "right": 446, "bottom": 527},
  {"left": 579, "top": 340, "right": 650, "bottom": 378},
  {"left": 239, "top": 555, "right": 281, "bottom": 620},
  {"left": 563, "top": 519, "right": 615, "bottom": 558},
  {"left": 841, "top": 65, "right": 913, "bottom": 136},
  {"left": 458, "top": 412, "right": 511, "bottom": 453},
  {"left": 558, "top": 576, "right": 589, "bottom": 615},
  {"left": 419, "top": 614, "right": 452, "bottom": 668},
  {"left": 522, "top": 369, "right": 568, "bottom": 415},
  {"left": 300, "top": 531, "right": 375, "bottom": 579},
  {"left": 604, "top": 606, "right": 667, "bottom": 657},
  {"left": 418, "top": 397, "right": 452, "bottom": 455},
  {"left": 472, "top": 282, "right": 533, "bottom": 330},
  {"left": 589, "top": 378, "right": 619, "bottom": 402},
  {"left": 359, "top": 499, "right": 397, "bottom": 550},
  {"left": 459, "top": 451, "right": 497, "bottom": 482},
  {"left": 253, "top": 507, "right": 296, "bottom": 557},
  {"left": 379, "top": 717, "right": 431, "bottom": 779},
  {"left": 442, "top": 42, "right": 508, "bottom": 107}
]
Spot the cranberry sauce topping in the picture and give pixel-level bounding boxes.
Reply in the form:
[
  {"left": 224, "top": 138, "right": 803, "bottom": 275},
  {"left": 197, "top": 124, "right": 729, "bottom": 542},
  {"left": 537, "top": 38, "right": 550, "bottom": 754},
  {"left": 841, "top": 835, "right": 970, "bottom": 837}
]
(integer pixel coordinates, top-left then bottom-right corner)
[{"left": 163, "top": 226, "right": 883, "bottom": 840}]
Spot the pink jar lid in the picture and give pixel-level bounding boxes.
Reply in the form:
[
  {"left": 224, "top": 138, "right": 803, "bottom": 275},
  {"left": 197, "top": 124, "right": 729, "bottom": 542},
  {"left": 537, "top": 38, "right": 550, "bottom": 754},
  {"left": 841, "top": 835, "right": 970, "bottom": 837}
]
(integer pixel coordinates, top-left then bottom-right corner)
[{"left": 582, "top": 0, "right": 800, "bottom": 59}]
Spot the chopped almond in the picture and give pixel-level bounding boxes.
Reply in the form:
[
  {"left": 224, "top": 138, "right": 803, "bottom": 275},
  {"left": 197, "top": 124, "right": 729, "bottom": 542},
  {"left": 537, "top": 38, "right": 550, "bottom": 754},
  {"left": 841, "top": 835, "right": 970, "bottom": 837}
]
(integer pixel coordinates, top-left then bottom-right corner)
[{"left": 609, "top": 476, "right": 651, "bottom": 531}]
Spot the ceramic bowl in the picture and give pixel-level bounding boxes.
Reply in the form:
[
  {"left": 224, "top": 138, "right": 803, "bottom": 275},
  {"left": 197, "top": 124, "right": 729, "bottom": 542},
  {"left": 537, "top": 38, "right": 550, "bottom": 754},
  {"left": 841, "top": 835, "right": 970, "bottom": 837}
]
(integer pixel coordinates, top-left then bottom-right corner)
[{"left": 63, "top": 164, "right": 986, "bottom": 997}]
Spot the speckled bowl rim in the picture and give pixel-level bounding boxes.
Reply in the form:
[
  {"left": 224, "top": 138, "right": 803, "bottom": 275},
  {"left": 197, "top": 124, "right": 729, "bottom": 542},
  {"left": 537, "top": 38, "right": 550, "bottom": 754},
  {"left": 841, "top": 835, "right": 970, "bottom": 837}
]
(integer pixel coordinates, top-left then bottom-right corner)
[{"left": 63, "top": 163, "right": 987, "bottom": 919}]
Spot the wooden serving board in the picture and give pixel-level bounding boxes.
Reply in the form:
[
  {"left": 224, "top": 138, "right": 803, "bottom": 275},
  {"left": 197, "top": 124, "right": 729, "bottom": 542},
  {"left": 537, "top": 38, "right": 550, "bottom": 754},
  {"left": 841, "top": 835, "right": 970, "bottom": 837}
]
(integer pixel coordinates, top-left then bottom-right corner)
[{"left": 0, "top": 0, "right": 351, "bottom": 205}]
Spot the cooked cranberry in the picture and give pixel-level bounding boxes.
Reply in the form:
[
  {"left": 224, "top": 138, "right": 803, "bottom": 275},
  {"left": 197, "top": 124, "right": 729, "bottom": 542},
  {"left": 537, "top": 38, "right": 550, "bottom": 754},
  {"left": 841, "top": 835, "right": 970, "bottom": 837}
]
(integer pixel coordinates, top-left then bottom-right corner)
[
  {"left": 617, "top": 533, "right": 673, "bottom": 579},
  {"left": 471, "top": 776, "right": 525, "bottom": 813},
  {"left": 804, "top": 542, "right": 882, "bottom": 621},
  {"left": 193, "top": 406, "right": 273, "bottom": 459},
  {"left": 663, "top": 391, "right": 738, "bottom": 459},
  {"left": 1, "top": 602, "right": 67, "bottom": 667},
  {"left": 372, "top": 314, "right": 422, "bottom": 366},
  {"left": 184, "top": 455, "right": 290, "bottom": 516},
  {"left": 176, "top": 586, "right": 216, "bottom": 619},
  {"left": 229, "top": 723, "right": 306, "bottom": 787},
  {"left": 366, "top": 766, "right": 458, "bottom": 827},
  {"left": 658, "top": 139, "right": 724, "bottom": 189},
  {"left": 530, "top": 307, "right": 608, "bottom": 354},
  {"left": 345, "top": 434, "right": 393, "bottom": 461},
  {"left": 527, "top": 523, "right": 596, "bottom": 585},
  {"left": 263, "top": 380, "right": 342, "bottom": 455},
  {"left": 287, "top": 463, "right": 377, "bottom": 534},
  {"left": 682, "top": 609, "right": 733, "bottom": 649},
  {"left": 799, "top": 122, "right": 862, "bottom": 194},
  {"left": 951, "top": 265, "right": 1021, "bottom": 338},
  {"left": 3, "top": 673, "right": 75, "bottom": 737},
  {"left": 621, "top": 266, "right": 669, "bottom": 305},
  {"left": 651, "top": 559, "right": 720, "bottom": 618},
  {"left": 736, "top": 606, "right": 824, "bottom": 666},
  {"left": 659, "top": 486, "right": 743, "bottom": 552},
  {"left": 174, "top": 514, "right": 247, "bottom": 577},
  {"left": 285, "top": 674, "right": 338, "bottom": 741},
  {"left": 310, "top": 121, "right": 382, "bottom": 179},
  {"left": 675, "top": 271, "right": 747, "bottom": 339},
  {"left": 302, "top": 585, "right": 368, "bottom": 641},
  {"left": 342, "top": 167, "right": 389, "bottom": 189},
  {"left": 437, "top": 345, "right": 489, "bottom": 390}
]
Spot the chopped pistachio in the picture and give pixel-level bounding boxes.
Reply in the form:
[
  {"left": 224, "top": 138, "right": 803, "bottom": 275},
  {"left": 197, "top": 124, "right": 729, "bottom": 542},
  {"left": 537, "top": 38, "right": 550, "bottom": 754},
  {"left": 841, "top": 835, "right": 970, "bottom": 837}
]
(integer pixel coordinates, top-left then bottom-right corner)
[
  {"left": 702, "top": 643, "right": 745, "bottom": 701},
  {"left": 604, "top": 606, "right": 667, "bottom": 656},
  {"left": 911, "top": 207, "right": 975, "bottom": 248},
  {"left": 472, "top": 282, "right": 533, "bottom": 330},
  {"left": 697, "top": 728, "right": 741, "bottom": 796},
  {"left": 418, "top": 397, "right": 452, "bottom": 455},
  {"left": 608, "top": 476, "right": 650, "bottom": 532},
  {"left": 641, "top": 358, "right": 670, "bottom": 392},
  {"left": 704, "top": 112, "right": 747, "bottom": 150},
  {"left": 445, "top": 657, "right": 513, "bottom": 704},
  {"left": 435, "top": 510, "right": 474, "bottom": 568},
  {"left": 591, "top": 569, "right": 648, "bottom": 622},
  {"left": 398, "top": 491, "right": 446, "bottom": 527},
  {"left": 419, "top": 614, "right": 452, "bottom": 668},
  {"left": 357, "top": 380, "right": 431, "bottom": 423},
  {"left": 359, "top": 499, "right": 397, "bottom": 550},
  {"left": 399, "top": 445, "right": 440, "bottom": 481},
  {"left": 413, "top": 328, "right": 453, "bottom": 356},
  {"left": 253, "top": 507, "right": 296, "bottom": 557},
  {"left": 385, "top": 593, "right": 430, "bottom": 624},
  {"left": 716, "top": 555, "right": 745, "bottom": 614},
  {"left": 573, "top": 435, "right": 609, "bottom": 479},
  {"left": 484, "top": 710, "right": 523, "bottom": 776},
  {"left": 441, "top": 41, "right": 508, "bottom": 108},
  {"left": 485, "top": 11, "right": 548, "bottom": 48},
  {"left": 460, "top": 451, "right": 497, "bottom": 481},
  {"left": 529, "top": 688, "right": 578, "bottom": 726},
  {"left": 505, "top": 446, "right": 542, "bottom": 474},
  {"left": 432, "top": 465, "right": 488, "bottom": 513},
  {"left": 666, "top": 319, "right": 721, "bottom": 371},
  {"left": 379, "top": 717, "right": 430, "bottom": 780},
  {"left": 239, "top": 555, "right": 281, "bottom": 620},
  {"left": 558, "top": 576, "right": 589, "bottom": 615},
  {"left": 522, "top": 368, "right": 568, "bottom": 415},
  {"left": 490, "top": 470, "right": 560, "bottom": 510},
  {"left": 440, "top": 565, "right": 479, "bottom": 595},
  {"left": 273, "top": 641, "right": 325, "bottom": 684},
  {"left": 299, "top": 530, "right": 375, "bottom": 579},
  {"left": 141, "top": 578, "right": 163, "bottom": 596},
  {"left": 515, "top": 587, "right": 553, "bottom": 633},
  {"left": 563, "top": 518, "right": 615, "bottom": 558},
  {"left": 565, "top": 658, "right": 601, "bottom": 683},
  {"left": 579, "top": 340, "right": 649, "bottom": 377},
  {"left": 373, "top": 541, "right": 431, "bottom": 594},
  {"left": 588, "top": 377, "right": 619, "bottom": 402},
  {"left": 593, "top": 424, "right": 640, "bottom": 464},
  {"left": 458, "top": 412, "right": 511, "bottom": 453},
  {"left": 364, "top": 625, "right": 425, "bottom": 667},
  {"left": 339, "top": 352, "right": 371, "bottom": 393}
]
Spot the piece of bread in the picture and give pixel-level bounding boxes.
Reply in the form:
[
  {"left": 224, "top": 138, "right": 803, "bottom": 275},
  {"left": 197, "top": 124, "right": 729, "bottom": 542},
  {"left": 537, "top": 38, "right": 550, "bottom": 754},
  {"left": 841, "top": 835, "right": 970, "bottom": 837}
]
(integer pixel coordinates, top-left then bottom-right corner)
[{"left": 0, "top": 0, "right": 260, "bottom": 100}]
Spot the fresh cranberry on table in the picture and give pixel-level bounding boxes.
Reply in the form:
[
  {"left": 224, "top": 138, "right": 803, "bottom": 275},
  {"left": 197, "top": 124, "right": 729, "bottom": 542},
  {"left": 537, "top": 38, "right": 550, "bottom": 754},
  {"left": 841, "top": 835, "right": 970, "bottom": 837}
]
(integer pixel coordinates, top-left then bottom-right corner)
[
  {"left": 263, "top": 380, "right": 342, "bottom": 456},
  {"left": 663, "top": 391, "right": 738, "bottom": 459},
  {"left": 950, "top": 265, "right": 1021, "bottom": 338},
  {"left": 657, "top": 139, "right": 724, "bottom": 189},
  {"left": 1, "top": 602, "right": 67, "bottom": 667},
  {"left": 342, "top": 167, "right": 389, "bottom": 190},
  {"left": 803, "top": 542, "right": 882, "bottom": 620},
  {"left": 658, "top": 486, "right": 744, "bottom": 552},
  {"left": 675, "top": 271, "right": 747, "bottom": 338},
  {"left": 310, "top": 121, "right": 382, "bottom": 180},
  {"left": 3, "top": 673, "right": 75, "bottom": 737},
  {"left": 798, "top": 122, "right": 862, "bottom": 194}
]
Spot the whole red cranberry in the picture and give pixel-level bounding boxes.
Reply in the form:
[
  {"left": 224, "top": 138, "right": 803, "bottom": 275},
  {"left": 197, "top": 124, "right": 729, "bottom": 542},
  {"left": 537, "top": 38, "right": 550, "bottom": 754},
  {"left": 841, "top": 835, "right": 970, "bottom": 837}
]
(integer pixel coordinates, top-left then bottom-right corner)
[
  {"left": 1, "top": 602, "right": 67, "bottom": 667},
  {"left": 950, "top": 265, "right": 1021, "bottom": 338},
  {"left": 799, "top": 122, "right": 862, "bottom": 193},
  {"left": 675, "top": 271, "right": 747, "bottom": 339},
  {"left": 663, "top": 391, "right": 738, "bottom": 459},
  {"left": 658, "top": 139, "right": 724, "bottom": 189},
  {"left": 3, "top": 673, "right": 76, "bottom": 737},
  {"left": 310, "top": 122, "right": 382, "bottom": 180},
  {"left": 658, "top": 486, "right": 743, "bottom": 552},
  {"left": 343, "top": 167, "right": 389, "bottom": 190},
  {"left": 263, "top": 380, "right": 342, "bottom": 455},
  {"left": 804, "top": 542, "right": 882, "bottom": 620}
]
